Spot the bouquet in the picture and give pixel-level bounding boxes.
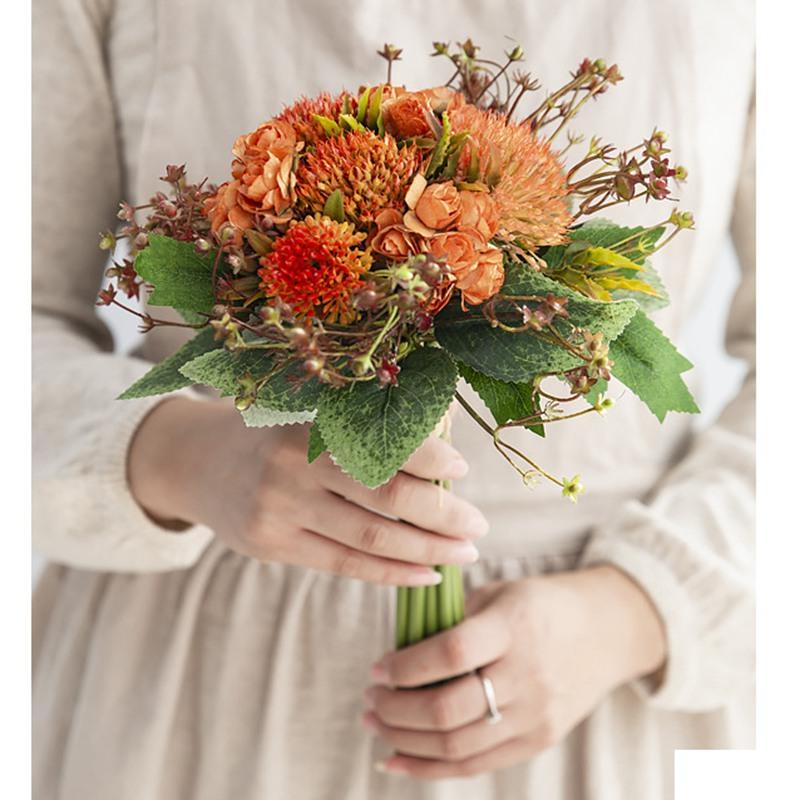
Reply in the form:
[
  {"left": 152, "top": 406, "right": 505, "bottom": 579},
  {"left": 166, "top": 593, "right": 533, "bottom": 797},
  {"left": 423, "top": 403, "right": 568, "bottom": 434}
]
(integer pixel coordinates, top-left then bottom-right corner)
[{"left": 98, "top": 40, "right": 698, "bottom": 650}]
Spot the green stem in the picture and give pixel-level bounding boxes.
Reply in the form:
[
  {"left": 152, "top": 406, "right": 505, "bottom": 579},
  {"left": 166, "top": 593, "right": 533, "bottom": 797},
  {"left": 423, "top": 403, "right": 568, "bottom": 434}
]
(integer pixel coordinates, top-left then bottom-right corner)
[
  {"left": 425, "top": 584, "right": 439, "bottom": 637},
  {"left": 394, "top": 427, "right": 467, "bottom": 649},
  {"left": 395, "top": 586, "right": 409, "bottom": 649},
  {"left": 407, "top": 583, "right": 427, "bottom": 645}
]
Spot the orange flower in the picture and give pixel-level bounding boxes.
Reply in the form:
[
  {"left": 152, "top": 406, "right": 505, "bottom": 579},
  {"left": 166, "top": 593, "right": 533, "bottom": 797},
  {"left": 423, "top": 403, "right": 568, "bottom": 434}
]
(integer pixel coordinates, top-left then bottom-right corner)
[
  {"left": 418, "top": 86, "right": 465, "bottom": 115},
  {"left": 458, "top": 245, "right": 505, "bottom": 305},
  {"left": 429, "top": 230, "right": 481, "bottom": 275},
  {"left": 257, "top": 215, "right": 370, "bottom": 323},
  {"left": 276, "top": 91, "right": 355, "bottom": 144},
  {"left": 203, "top": 181, "right": 254, "bottom": 238},
  {"left": 449, "top": 105, "right": 572, "bottom": 247},
  {"left": 372, "top": 225, "right": 425, "bottom": 260},
  {"left": 458, "top": 189, "right": 500, "bottom": 242},
  {"left": 429, "top": 231, "right": 504, "bottom": 305},
  {"left": 382, "top": 94, "right": 434, "bottom": 139},
  {"left": 230, "top": 119, "right": 298, "bottom": 223},
  {"left": 295, "top": 130, "right": 422, "bottom": 225},
  {"left": 414, "top": 180, "right": 462, "bottom": 231}
]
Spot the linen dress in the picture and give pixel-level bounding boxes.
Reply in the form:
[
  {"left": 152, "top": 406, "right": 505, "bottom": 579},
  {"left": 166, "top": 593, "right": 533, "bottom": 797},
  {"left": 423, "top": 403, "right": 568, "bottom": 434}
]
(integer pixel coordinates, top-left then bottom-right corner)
[{"left": 32, "top": 1, "right": 756, "bottom": 798}]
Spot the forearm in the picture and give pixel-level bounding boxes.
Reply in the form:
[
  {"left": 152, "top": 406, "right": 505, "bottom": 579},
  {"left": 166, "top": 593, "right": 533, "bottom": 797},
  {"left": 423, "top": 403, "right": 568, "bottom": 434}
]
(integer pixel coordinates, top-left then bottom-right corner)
[{"left": 128, "top": 395, "right": 243, "bottom": 527}]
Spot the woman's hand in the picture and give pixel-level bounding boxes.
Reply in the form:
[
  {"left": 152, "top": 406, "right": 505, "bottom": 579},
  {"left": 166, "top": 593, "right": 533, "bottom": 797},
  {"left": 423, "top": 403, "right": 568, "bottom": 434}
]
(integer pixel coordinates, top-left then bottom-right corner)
[
  {"left": 128, "top": 396, "right": 488, "bottom": 586},
  {"left": 364, "top": 565, "right": 667, "bottom": 779}
]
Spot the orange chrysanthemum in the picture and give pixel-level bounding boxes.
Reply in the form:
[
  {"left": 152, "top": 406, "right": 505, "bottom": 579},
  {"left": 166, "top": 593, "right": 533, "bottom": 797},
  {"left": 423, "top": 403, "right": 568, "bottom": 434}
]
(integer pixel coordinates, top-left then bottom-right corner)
[
  {"left": 276, "top": 91, "right": 355, "bottom": 145},
  {"left": 257, "top": 215, "right": 371, "bottom": 323},
  {"left": 449, "top": 105, "right": 572, "bottom": 247},
  {"left": 294, "top": 131, "right": 423, "bottom": 226}
]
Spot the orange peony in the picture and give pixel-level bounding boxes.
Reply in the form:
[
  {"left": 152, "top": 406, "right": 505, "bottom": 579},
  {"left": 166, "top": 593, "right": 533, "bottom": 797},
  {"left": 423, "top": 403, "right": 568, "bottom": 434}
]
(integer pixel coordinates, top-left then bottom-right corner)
[
  {"left": 429, "top": 231, "right": 504, "bottom": 305},
  {"left": 382, "top": 94, "right": 434, "bottom": 139},
  {"left": 229, "top": 119, "right": 298, "bottom": 223},
  {"left": 457, "top": 245, "right": 505, "bottom": 305},
  {"left": 413, "top": 180, "right": 462, "bottom": 231},
  {"left": 458, "top": 189, "right": 500, "bottom": 242}
]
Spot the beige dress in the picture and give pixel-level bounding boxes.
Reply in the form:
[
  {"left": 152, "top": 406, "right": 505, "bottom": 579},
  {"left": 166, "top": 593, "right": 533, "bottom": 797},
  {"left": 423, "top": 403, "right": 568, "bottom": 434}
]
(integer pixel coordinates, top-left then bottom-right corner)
[{"left": 32, "top": 1, "right": 756, "bottom": 797}]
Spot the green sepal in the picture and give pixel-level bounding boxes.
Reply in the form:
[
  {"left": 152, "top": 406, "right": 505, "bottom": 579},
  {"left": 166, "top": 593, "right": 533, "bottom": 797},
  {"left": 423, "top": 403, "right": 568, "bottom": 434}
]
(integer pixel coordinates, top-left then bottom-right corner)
[
  {"left": 312, "top": 114, "right": 342, "bottom": 137},
  {"left": 322, "top": 189, "right": 345, "bottom": 222},
  {"left": 425, "top": 111, "right": 451, "bottom": 178}
]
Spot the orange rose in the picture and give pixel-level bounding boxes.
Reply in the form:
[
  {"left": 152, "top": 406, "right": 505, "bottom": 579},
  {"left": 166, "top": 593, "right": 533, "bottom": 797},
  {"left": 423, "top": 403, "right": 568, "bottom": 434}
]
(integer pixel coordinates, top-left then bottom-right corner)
[
  {"left": 429, "top": 230, "right": 482, "bottom": 276},
  {"left": 382, "top": 94, "right": 435, "bottom": 139},
  {"left": 429, "top": 232, "right": 504, "bottom": 305},
  {"left": 417, "top": 86, "right": 465, "bottom": 114},
  {"left": 458, "top": 245, "right": 505, "bottom": 305},
  {"left": 372, "top": 225, "right": 424, "bottom": 260},
  {"left": 458, "top": 190, "right": 500, "bottom": 242},
  {"left": 414, "top": 181, "right": 462, "bottom": 231},
  {"left": 374, "top": 208, "right": 404, "bottom": 229}
]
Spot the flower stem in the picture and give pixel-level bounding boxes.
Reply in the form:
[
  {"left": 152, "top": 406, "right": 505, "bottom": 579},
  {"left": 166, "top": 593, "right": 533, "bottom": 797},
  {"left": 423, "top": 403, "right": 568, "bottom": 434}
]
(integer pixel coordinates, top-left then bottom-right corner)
[{"left": 395, "top": 427, "right": 466, "bottom": 649}]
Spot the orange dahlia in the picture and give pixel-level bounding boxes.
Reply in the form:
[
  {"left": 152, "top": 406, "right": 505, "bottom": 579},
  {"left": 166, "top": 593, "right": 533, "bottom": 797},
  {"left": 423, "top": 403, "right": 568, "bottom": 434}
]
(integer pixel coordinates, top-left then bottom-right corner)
[
  {"left": 449, "top": 105, "right": 572, "bottom": 247},
  {"left": 295, "top": 131, "right": 423, "bottom": 226},
  {"left": 276, "top": 91, "right": 355, "bottom": 145},
  {"left": 257, "top": 215, "right": 371, "bottom": 323}
]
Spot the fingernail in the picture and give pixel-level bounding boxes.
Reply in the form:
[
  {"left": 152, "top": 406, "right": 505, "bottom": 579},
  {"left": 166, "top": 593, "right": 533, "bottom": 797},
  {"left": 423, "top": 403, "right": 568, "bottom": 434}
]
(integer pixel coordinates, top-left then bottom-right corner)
[
  {"left": 450, "top": 541, "right": 480, "bottom": 565},
  {"left": 361, "top": 712, "right": 379, "bottom": 732},
  {"left": 370, "top": 661, "right": 391, "bottom": 685},
  {"left": 407, "top": 570, "right": 442, "bottom": 587},
  {"left": 375, "top": 759, "right": 407, "bottom": 775},
  {"left": 363, "top": 688, "right": 376, "bottom": 710}
]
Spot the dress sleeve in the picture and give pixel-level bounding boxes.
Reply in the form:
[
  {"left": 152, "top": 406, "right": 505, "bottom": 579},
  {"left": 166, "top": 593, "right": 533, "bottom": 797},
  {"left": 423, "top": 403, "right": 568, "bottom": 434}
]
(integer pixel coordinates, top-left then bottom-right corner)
[
  {"left": 32, "top": 0, "right": 213, "bottom": 572},
  {"left": 578, "top": 96, "right": 756, "bottom": 711}
]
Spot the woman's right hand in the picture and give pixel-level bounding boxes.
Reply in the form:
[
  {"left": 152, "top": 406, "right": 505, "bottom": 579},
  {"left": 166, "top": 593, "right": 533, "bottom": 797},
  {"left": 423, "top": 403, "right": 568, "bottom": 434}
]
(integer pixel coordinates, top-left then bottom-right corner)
[{"left": 128, "top": 396, "right": 488, "bottom": 586}]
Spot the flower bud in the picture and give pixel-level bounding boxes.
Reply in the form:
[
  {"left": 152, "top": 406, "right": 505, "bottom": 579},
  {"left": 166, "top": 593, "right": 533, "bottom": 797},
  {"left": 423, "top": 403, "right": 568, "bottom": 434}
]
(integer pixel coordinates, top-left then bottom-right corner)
[
  {"left": 352, "top": 354, "right": 374, "bottom": 376},
  {"left": 98, "top": 231, "right": 116, "bottom": 251},
  {"left": 507, "top": 45, "right": 524, "bottom": 61}
]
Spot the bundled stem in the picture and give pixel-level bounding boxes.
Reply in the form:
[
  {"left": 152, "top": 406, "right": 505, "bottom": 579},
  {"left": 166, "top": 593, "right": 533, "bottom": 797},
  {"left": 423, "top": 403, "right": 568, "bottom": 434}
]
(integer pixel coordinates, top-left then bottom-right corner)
[{"left": 395, "top": 429, "right": 466, "bottom": 649}]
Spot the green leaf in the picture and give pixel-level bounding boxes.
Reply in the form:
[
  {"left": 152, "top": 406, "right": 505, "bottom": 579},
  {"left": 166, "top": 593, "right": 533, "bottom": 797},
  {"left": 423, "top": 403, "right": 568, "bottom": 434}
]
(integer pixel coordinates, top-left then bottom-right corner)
[
  {"left": 134, "top": 234, "right": 216, "bottom": 313},
  {"left": 458, "top": 362, "right": 544, "bottom": 437},
  {"left": 610, "top": 260, "right": 670, "bottom": 312},
  {"left": 240, "top": 405, "right": 315, "bottom": 427},
  {"left": 322, "top": 189, "right": 345, "bottom": 222},
  {"left": 315, "top": 347, "right": 459, "bottom": 487},
  {"left": 544, "top": 219, "right": 666, "bottom": 268},
  {"left": 180, "top": 348, "right": 321, "bottom": 418},
  {"left": 307, "top": 424, "right": 327, "bottom": 463},
  {"left": 366, "top": 84, "right": 383, "bottom": 129},
  {"left": 583, "top": 377, "right": 608, "bottom": 407},
  {"left": 312, "top": 114, "right": 342, "bottom": 137},
  {"left": 435, "top": 261, "right": 638, "bottom": 383},
  {"left": 119, "top": 327, "right": 219, "bottom": 399},
  {"left": 608, "top": 310, "right": 699, "bottom": 421},
  {"left": 356, "top": 87, "right": 370, "bottom": 123},
  {"left": 425, "top": 111, "right": 451, "bottom": 178},
  {"left": 338, "top": 113, "right": 367, "bottom": 134}
]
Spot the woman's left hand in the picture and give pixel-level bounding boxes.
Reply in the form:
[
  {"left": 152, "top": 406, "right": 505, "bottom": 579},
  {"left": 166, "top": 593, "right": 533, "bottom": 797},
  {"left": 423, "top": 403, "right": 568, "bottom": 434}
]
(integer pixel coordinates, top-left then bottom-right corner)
[{"left": 364, "top": 565, "right": 667, "bottom": 780}]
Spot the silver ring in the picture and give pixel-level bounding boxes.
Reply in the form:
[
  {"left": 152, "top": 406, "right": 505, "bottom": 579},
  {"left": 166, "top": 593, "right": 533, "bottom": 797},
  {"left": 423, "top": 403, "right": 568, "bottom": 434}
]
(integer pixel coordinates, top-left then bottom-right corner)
[{"left": 478, "top": 672, "right": 503, "bottom": 725}]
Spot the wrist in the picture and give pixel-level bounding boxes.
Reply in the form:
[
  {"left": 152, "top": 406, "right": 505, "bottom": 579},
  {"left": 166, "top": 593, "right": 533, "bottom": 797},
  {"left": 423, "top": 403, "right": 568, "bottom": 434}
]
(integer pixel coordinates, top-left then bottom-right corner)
[
  {"left": 583, "top": 564, "right": 667, "bottom": 682},
  {"left": 539, "top": 565, "right": 666, "bottom": 687},
  {"left": 127, "top": 395, "right": 233, "bottom": 528}
]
